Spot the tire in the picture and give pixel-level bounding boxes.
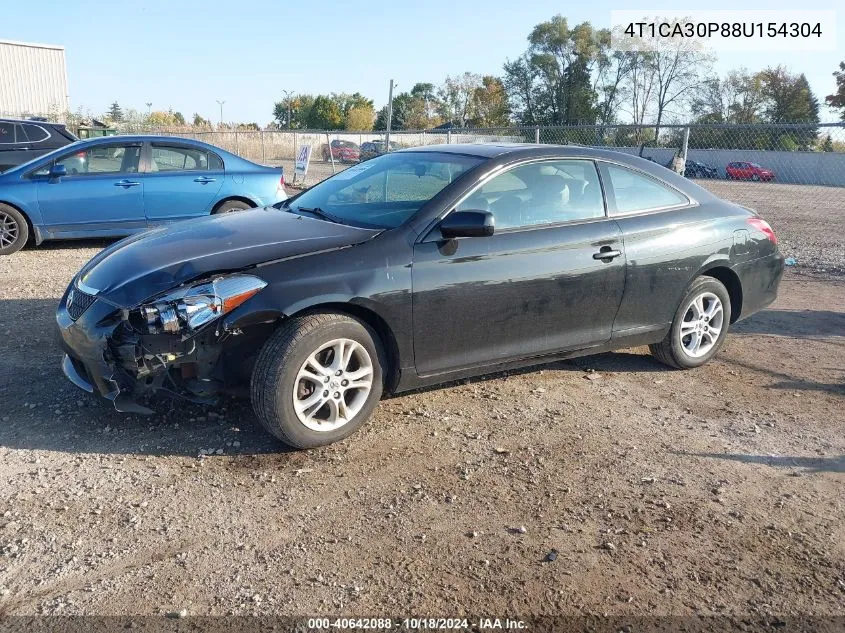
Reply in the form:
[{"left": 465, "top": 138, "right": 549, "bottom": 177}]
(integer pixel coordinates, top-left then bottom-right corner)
[
  {"left": 751, "top": 174, "right": 760, "bottom": 182},
  {"left": 212, "top": 199, "right": 252, "bottom": 215},
  {"left": 0, "top": 204, "right": 29, "bottom": 256},
  {"left": 649, "top": 276, "right": 732, "bottom": 370},
  {"left": 251, "top": 312, "right": 386, "bottom": 449}
]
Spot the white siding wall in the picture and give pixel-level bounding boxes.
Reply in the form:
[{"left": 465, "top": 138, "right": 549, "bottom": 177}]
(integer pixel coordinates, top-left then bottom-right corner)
[{"left": 0, "top": 40, "right": 69, "bottom": 117}]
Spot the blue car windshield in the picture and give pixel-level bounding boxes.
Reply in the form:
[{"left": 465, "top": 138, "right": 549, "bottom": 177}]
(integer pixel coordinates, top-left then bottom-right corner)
[{"left": 287, "top": 151, "right": 483, "bottom": 228}]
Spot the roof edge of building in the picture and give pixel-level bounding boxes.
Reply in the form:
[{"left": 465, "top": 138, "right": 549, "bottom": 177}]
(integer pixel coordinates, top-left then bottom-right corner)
[{"left": 0, "top": 39, "right": 65, "bottom": 51}]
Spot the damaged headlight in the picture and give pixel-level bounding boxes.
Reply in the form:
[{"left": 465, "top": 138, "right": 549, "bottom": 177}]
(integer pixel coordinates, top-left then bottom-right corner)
[{"left": 134, "top": 275, "right": 267, "bottom": 335}]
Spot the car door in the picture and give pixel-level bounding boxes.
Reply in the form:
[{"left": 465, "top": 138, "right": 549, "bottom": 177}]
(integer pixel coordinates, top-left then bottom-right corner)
[
  {"left": 140, "top": 143, "right": 225, "bottom": 224},
  {"left": 597, "top": 161, "right": 699, "bottom": 332},
  {"left": 34, "top": 141, "right": 146, "bottom": 236},
  {"left": 411, "top": 159, "right": 626, "bottom": 376}
]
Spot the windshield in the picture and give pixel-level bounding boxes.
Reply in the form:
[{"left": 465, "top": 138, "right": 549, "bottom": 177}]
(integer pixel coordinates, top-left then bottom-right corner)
[{"left": 288, "top": 151, "right": 483, "bottom": 228}]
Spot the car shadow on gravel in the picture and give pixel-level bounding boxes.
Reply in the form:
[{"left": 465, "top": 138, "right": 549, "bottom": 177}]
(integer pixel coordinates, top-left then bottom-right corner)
[
  {"left": 677, "top": 451, "right": 845, "bottom": 474},
  {"left": 732, "top": 308, "right": 845, "bottom": 338}
]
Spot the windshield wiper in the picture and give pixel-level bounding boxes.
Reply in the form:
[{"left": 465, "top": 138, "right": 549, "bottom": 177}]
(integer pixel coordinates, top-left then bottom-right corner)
[{"left": 294, "top": 206, "right": 344, "bottom": 224}]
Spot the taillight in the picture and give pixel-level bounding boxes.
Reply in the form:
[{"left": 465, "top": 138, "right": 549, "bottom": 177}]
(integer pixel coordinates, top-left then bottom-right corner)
[
  {"left": 279, "top": 173, "right": 285, "bottom": 188},
  {"left": 747, "top": 217, "right": 777, "bottom": 244}
]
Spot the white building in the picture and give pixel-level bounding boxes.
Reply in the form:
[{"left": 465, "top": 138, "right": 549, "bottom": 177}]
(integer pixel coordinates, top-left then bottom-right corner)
[{"left": 0, "top": 39, "right": 69, "bottom": 118}]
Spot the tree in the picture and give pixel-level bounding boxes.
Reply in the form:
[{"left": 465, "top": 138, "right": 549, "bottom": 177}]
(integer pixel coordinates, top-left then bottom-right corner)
[
  {"left": 821, "top": 135, "right": 834, "bottom": 151},
  {"left": 647, "top": 36, "right": 712, "bottom": 137},
  {"left": 758, "top": 67, "right": 820, "bottom": 149},
  {"left": 468, "top": 76, "right": 509, "bottom": 127},
  {"left": 107, "top": 101, "right": 123, "bottom": 122},
  {"left": 146, "top": 110, "right": 177, "bottom": 127},
  {"left": 193, "top": 113, "right": 211, "bottom": 127},
  {"left": 438, "top": 73, "right": 482, "bottom": 127},
  {"left": 594, "top": 48, "right": 633, "bottom": 126},
  {"left": 173, "top": 111, "right": 186, "bottom": 125},
  {"left": 306, "top": 95, "right": 343, "bottom": 129},
  {"left": 273, "top": 94, "right": 316, "bottom": 129},
  {"left": 503, "top": 54, "right": 542, "bottom": 124},
  {"left": 345, "top": 105, "right": 375, "bottom": 131},
  {"left": 826, "top": 61, "right": 845, "bottom": 120}
]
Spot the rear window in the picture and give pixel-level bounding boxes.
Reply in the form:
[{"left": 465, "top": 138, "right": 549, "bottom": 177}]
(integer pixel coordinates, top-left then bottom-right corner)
[{"left": 22, "top": 124, "right": 49, "bottom": 142}]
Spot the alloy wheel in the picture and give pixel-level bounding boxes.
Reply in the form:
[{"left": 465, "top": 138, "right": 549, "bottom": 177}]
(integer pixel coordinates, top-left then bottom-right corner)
[
  {"left": 0, "top": 211, "right": 19, "bottom": 249},
  {"left": 679, "top": 292, "right": 724, "bottom": 358},
  {"left": 293, "top": 338, "right": 374, "bottom": 431}
]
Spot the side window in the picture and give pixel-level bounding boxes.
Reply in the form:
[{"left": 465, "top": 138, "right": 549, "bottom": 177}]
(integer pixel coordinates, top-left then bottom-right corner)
[
  {"left": 208, "top": 152, "right": 223, "bottom": 170},
  {"left": 0, "top": 122, "right": 13, "bottom": 144},
  {"left": 457, "top": 159, "right": 605, "bottom": 230},
  {"left": 150, "top": 146, "right": 209, "bottom": 172},
  {"left": 23, "top": 124, "right": 49, "bottom": 143},
  {"left": 603, "top": 163, "right": 688, "bottom": 215},
  {"left": 52, "top": 144, "right": 142, "bottom": 176}
]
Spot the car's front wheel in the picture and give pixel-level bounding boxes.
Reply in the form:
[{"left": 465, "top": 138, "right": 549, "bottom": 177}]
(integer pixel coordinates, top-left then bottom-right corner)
[
  {"left": 650, "top": 276, "right": 732, "bottom": 369},
  {"left": 0, "top": 204, "right": 29, "bottom": 256},
  {"left": 251, "top": 312, "right": 385, "bottom": 448}
]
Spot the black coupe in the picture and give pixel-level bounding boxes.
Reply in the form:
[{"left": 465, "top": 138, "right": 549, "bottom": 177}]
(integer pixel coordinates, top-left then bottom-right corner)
[{"left": 57, "top": 144, "right": 784, "bottom": 448}]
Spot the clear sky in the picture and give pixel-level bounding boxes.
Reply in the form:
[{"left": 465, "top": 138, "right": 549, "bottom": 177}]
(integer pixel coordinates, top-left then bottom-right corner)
[{"left": 4, "top": 0, "right": 843, "bottom": 124}]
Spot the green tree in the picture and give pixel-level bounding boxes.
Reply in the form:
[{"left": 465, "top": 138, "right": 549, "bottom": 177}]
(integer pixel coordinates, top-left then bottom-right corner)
[
  {"left": 306, "top": 95, "right": 343, "bottom": 129},
  {"left": 758, "top": 67, "right": 820, "bottom": 149},
  {"left": 173, "top": 111, "right": 186, "bottom": 125},
  {"left": 826, "top": 61, "right": 845, "bottom": 120},
  {"left": 821, "top": 134, "right": 834, "bottom": 151},
  {"left": 107, "top": 101, "right": 123, "bottom": 122},
  {"left": 503, "top": 55, "right": 542, "bottom": 124},
  {"left": 273, "top": 94, "right": 316, "bottom": 129}
]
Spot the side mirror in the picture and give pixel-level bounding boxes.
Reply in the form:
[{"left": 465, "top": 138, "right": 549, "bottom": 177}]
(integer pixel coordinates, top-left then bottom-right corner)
[
  {"left": 49, "top": 164, "right": 67, "bottom": 181},
  {"left": 439, "top": 210, "right": 495, "bottom": 239}
]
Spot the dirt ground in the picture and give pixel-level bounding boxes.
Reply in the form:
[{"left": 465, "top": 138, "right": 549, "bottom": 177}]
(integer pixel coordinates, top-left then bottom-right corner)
[{"left": 0, "top": 188, "right": 843, "bottom": 622}]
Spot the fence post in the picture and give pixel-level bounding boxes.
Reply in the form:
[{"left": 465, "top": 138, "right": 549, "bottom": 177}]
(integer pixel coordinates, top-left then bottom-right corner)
[
  {"left": 326, "top": 132, "right": 336, "bottom": 173},
  {"left": 235, "top": 131, "right": 240, "bottom": 156},
  {"left": 680, "top": 127, "right": 690, "bottom": 176},
  {"left": 535, "top": 126, "right": 540, "bottom": 144},
  {"left": 261, "top": 130, "right": 266, "bottom": 164},
  {"left": 447, "top": 130, "right": 452, "bottom": 144}
]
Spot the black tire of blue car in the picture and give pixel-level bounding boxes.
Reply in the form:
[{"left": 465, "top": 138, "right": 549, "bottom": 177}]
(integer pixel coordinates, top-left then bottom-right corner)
[
  {"left": 212, "top": 200, "right": 252, "bottom": 214},
  {"left": 649, "top": 276, "right": 732, "bottom": 370},
  {"left": 251, "top": 312, "right": 386, "bottom": 449},
  {"left": 0, "top": 204, "right": 29, "bottom": 256}
]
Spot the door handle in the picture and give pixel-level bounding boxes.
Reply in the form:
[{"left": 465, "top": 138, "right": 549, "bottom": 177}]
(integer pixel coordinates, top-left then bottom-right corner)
[
  {"left": 194, "top": 177, "right": 216, "bottom": 183},
  {"left": 593, "top": 248, "right": 622, "bottom": 261},
  {"left": 115, "top": 180, "right": 140, "bottom": 188}
]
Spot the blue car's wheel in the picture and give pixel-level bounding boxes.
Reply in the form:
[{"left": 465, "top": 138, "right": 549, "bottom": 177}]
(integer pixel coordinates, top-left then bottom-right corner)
[
  {"left": 212, "top": 199, "right": 252, "bottom": 215},
  {"left": 0, "top": 204, "right": 28, "bottom": 256}
]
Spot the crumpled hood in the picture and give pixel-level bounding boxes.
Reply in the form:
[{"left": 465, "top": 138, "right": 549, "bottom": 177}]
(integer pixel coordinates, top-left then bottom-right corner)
[{"left": 78, "top": 207, "right": 381, "bottom": 306}]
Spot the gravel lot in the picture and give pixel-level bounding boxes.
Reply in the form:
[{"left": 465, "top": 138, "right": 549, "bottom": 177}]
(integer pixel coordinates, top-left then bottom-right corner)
[{"left": 0, "top": 183, "right": 843, "bottom": 622}]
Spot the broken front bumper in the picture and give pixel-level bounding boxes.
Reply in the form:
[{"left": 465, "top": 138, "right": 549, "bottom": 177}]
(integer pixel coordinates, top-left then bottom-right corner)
[{"left": 57, "top": 286, "right": 154, "bottom": 414}]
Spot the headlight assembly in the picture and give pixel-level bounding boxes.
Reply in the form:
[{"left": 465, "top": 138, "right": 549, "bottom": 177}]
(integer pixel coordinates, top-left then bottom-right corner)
[{"left": 134, "top": 275, "right": 267, "bottom": 335}]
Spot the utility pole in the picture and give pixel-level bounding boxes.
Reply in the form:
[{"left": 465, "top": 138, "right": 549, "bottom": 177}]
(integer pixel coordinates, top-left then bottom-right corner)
[
  {"left": 145, "top": 102, "right": 152, "bottom": 114},
  {"left": 385, "top": 79, "right": 395, "bottom": 153},
  {"left": 216, "top": 100, "right": 226, "bottom": 126},
  {"left": 281, "top": 90, "right": 294, "bottom": 129}
]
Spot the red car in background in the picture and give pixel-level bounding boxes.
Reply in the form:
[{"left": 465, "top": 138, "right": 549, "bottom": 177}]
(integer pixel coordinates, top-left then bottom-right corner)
[
  {"left": 726, "top": 161, "right": 775, "bottom": 181},
  {"left": 322, "top": 140, "right": 360, "bottom": 163}
]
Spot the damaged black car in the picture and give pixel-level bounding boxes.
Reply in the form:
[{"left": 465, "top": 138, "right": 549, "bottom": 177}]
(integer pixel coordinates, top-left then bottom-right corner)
[{"left": 58, "top": 144, "right": 783, "bottom": 449}]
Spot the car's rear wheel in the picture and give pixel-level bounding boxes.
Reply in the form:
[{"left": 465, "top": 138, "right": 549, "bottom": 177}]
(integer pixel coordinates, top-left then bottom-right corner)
[
  {"left": 251, "top": 312, "right": 385, "bottom": 448},
  {"left": 751, "top": 174, "right": 760, "bottom": 182},
  {"left": 212, "top": 199, "right": 252, "bottom": 214},
  {"left": 0, "top": 204, "right": 28, "bottom": 256},
  {"left": 650, "top": 276, "right": 732, "bottom": 370}
]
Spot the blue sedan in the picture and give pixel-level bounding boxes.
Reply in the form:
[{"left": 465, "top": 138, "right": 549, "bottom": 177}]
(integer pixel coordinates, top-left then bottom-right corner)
[{"left": 0, "top": 135, "right": 287, "bottom": 254}]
